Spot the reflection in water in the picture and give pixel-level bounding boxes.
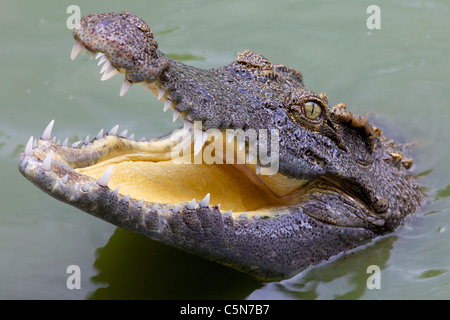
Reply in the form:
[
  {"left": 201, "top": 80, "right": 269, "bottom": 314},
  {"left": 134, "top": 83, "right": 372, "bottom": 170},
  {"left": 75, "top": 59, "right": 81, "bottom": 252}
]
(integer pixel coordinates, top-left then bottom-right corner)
[
  {"left": 274, "top": 236, "right": 396, "bottom": 299},
  {"left": 88, "top": 228, "right": 261, "bottom": 299},
  {"left": 436, "top": 184, "right": 450, "bottom": 201},
  {"left": 167, "top": 53, "right": 206, "bottom": 62}
]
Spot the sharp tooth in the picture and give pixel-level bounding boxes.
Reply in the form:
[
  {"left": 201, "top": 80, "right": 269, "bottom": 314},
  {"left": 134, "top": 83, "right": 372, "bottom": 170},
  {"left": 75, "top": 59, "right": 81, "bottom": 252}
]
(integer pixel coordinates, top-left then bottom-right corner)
[
  {"left": 119, "top": 129, "right": 128, "bottom": 138},
  {"left": 62, "top": 137, "right": 68, "bottom": 147},
  {"left": 211, "top": 130, "right": 221, "bottom": 140},
  {"left": 100, "top": 60, "right": 112, "bottom": 74},
  {"left": 256, "top": 164, "right": 262, "bottom": 175},
  {"left": 108, "top": 125, "right": 119, "bottom": 136},
  {"left": 96, "top": 165, "right": 113, "bottom": 187},
  {"left": 183, "top": 120, "right": 192, "bottom": 131},
  {"left": 97, "top": 55, "right": 107, "bottom": 66},
  {"left": 96, "top": 129, "right": 104, "bottom": 140},
  {"left": 101, "top": 68, "right": 120, "bottom": 81},
  {"left": 123, "top": 194, "right": 131, "bottom": 202},
  {"left": 52, "top": 136, "right": 56, "bottom": 143},
  {"left": 71, "top": 141, "right": 81, "bottom": 148},
  {"left": 112, "top": 186, "right": 120, "bottom": 195},
  {"left": 84, "top": 135, "right": 90, "bottom": 145},
  {"left": 70, "top": 41, "right": 84, "bottom": 61},
  {"left": 42, "top": 150, "right": 53, "bottom": 171},
  {"left": 172, "top": 110, "right": 180, "bottom": 122},
  {"left": 42, "top": 119, "right": 55, "bottom": 141},
  {"left": 163, "top": 99, "right": 172, "bottom": 112},
  {"left": 194, "top": 130, "right": 206, "bottom": 156},
  {"left": 238, "top": 139, "right": 245, "bottom": 151},
  {"left": 61, "top": 174, "right": 68, "bottom": 184},
  {"left": 151, "top": 202, "right": 159, "bottom": 211},
  {"left": 138, "top": 136, "right": 146, "bottom": 142},
  {"left": 137, "top": 198, "right": 145, "bottom": 207},
  {"left": 254, "top": 213, "right": 260, "bottom": 219},
  {"left": 56, "top": 139, "right": 61, "bottom": 145},
  {"left": 186, "top": 199, "right": 196, "bottom": 210},
  {"left": 200, "top": 193, "right": 210, "bottom": 207},
  {"left": 128, "top": 133, "right": 135, "bottom": 140},
  {"left": 227, "top": 131, "right": 235, "bottom": 143},
  {"left": 120, "top": 78, "right": 132, "bottom": 96},
  {"left": 240, "top": 212, "right": 247, "bottom": 219},
  {"left": 25, "top": 136, "right": 34, "bottom": 156},
  {"left": 172, "top": 205, "right": 180, "bottom": 213},
  {"left": 158, "top": 88, "right": 165, "bottom": 100},
  {"left": 225, "top": 210, "right": 232, "bottom": 217},
  {"left": 95, "top": 52, "right": 104, "bottom": 60},
  {"left": 246, "top": 152, "right": 254, "bottom": 163}
]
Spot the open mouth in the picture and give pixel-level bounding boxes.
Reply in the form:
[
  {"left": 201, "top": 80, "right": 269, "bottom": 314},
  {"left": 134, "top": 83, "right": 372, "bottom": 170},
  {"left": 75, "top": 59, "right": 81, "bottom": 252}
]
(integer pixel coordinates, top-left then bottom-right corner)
[
  {"left": 19, "top": 40, "right": 313, "bottom": 220},
  {"left": 17, "top": 10, "right": 425, "bottom": 281}
]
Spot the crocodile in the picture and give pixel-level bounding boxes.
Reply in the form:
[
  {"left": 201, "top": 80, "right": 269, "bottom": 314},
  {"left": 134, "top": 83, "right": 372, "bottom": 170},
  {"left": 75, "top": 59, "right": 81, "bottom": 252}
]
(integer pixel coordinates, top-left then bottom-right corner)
[{"left": 18, "top": 12, "right": 422, "bottom": 281}]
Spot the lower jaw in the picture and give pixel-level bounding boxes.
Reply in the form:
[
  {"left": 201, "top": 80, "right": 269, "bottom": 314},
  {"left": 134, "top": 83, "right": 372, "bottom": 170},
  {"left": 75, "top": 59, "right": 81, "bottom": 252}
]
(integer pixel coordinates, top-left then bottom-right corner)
[{"left": 72, "top": 146, "right": 312, "bottom": 220}]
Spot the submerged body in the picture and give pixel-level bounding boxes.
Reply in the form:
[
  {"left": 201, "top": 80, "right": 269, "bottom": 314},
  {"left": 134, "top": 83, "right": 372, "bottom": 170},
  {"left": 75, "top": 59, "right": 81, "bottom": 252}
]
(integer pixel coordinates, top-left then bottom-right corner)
[{"left": 18, "top": 12, "right": 421, "bottom": 281}]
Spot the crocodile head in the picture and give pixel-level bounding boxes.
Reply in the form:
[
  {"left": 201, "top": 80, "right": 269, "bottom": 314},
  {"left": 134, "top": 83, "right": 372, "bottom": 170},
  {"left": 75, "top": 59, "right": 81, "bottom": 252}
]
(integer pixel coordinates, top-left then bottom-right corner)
[{"left": 18, "top": 12, "right": 422, "bottom": 281}]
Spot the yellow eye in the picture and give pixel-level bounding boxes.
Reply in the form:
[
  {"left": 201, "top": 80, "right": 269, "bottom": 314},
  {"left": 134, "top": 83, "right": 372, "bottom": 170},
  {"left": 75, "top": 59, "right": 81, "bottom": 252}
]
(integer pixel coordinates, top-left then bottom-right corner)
[{"left": 303, "top": 101, "right": 322, "bottom": 120}]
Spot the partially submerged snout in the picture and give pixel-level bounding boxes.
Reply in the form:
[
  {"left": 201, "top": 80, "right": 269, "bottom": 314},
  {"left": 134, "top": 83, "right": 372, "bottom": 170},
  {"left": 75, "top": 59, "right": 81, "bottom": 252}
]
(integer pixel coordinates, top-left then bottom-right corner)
[{"left": 18, "top": 11, "right": 422, "bottom": 281}]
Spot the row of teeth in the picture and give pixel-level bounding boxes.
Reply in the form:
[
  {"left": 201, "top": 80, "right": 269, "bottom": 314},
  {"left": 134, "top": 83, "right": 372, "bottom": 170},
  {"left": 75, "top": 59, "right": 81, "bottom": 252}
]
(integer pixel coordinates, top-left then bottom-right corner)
[
  {"left": 71, "top": 41, "right": 237, "bottom": 159},
  {"left": 70, "top": 41, "right": 267, "bottom": 162},
  {"left": 23, "top": 120, "right": 270, "bottom": 220},
  {"left": 71, "top": 41, "right": 185, "bottom": 125},
  {"left": 25, "top": 120, "right": 140, "bottom": 150},
  {"left": 26, "top": 120, "right": 271, "bottom": 178},
  {"left": 24, "top": 42, "right": 275, "bottom": 219},
  {"left": 71, "top": 41, "right": 129, "bottom": 92}
]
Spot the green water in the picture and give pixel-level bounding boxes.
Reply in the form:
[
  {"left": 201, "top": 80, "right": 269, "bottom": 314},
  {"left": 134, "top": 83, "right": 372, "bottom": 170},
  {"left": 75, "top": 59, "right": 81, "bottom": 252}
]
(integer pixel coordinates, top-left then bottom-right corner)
[{"left": 1, "top": 0, "right": 450, "bottom": 299}]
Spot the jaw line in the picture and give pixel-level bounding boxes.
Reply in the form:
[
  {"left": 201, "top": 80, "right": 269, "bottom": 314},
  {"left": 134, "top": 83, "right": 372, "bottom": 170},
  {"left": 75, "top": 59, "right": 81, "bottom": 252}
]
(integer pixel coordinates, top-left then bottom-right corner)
[
  {"left": 19, "top": 119, "right": 309, "bottom": 220},
  {"left": 18, "top": 40, "right": 310, "bottom": 219}
]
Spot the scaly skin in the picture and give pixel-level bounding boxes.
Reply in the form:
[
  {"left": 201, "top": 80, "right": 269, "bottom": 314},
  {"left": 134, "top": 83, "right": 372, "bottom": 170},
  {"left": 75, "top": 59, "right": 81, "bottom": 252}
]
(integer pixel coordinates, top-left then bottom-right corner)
[{"left": 18, "top": 12, "right": 422, "bottom": 281}]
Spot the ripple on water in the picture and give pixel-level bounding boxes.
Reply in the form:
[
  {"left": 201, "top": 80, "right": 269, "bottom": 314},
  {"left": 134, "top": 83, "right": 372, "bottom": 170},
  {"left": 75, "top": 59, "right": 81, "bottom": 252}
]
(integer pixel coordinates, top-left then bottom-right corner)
[{"left": 414, "top": 268, "right": 447, "bottom": 280}]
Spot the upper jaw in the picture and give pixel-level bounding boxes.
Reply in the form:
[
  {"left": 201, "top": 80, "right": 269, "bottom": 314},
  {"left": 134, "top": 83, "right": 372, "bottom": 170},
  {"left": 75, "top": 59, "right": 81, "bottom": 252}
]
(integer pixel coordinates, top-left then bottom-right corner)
[
  {"left": 69, "top": 39, "right": 285, "bottom": 178},
  {"left": 72, "top": 12, "right": 170, "bottom": 83}
]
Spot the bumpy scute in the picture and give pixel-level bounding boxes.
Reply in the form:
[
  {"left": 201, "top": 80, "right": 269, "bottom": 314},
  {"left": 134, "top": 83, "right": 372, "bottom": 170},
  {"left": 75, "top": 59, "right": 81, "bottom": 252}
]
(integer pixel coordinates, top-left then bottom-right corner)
[{"left": 73, "top": 11, "right": 170, "bottom": 82}]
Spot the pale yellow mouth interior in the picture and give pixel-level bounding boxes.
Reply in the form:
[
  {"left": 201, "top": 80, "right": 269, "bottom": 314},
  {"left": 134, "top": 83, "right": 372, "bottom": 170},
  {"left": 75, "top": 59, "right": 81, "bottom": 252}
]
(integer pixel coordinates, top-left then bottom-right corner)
[{"left": 74, "top": 132, "right": 306, "bottom": 216}]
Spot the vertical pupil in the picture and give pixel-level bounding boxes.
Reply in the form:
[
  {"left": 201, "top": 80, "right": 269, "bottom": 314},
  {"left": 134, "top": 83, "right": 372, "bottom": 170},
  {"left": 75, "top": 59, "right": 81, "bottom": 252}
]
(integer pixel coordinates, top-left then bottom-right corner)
[
  {"left": 304, "top": 101, "right": 321, "bottom": 120},
  {"left": 308, "top": 105, "right": 315, "bottom": 116}
]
